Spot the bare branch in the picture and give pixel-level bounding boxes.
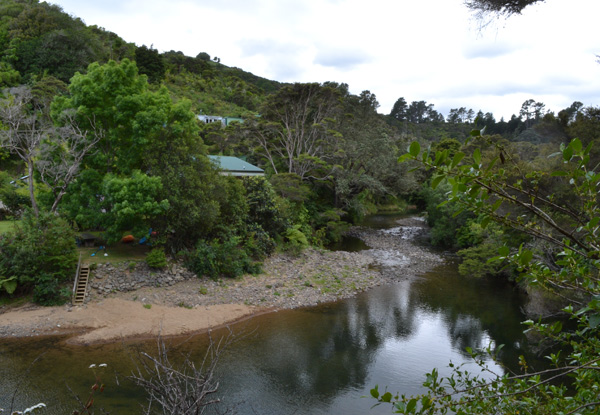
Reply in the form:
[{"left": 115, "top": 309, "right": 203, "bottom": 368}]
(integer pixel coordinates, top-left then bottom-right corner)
[{"left": 127, "top": 330, "right": 238, "bottom": 415}]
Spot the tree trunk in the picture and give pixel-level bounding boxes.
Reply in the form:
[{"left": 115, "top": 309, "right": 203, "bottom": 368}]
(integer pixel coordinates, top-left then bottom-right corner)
[{"left": 27, "top": 159, "right": 39, "bottom": 217}]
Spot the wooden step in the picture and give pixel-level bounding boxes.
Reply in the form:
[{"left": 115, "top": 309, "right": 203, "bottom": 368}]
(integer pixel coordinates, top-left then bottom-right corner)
[{"left": 73, "top": 265, "right": 90, "bottom": 306}]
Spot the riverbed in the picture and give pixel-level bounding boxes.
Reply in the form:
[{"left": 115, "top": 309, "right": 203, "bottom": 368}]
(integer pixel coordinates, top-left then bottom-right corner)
[{"left": 0, "top": 214, "right": 534, "bottom": 414}]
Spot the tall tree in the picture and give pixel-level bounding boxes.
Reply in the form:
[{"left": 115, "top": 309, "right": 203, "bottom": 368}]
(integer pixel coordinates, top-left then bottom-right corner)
[
  {"left": 389, "top": 97, "right": 408, "bottom": 122},
  {"left": 135, "top": 44, "right": 165, "bottom": 84},
  {"left": 0, "top": 86, "right": 44, "bottom": 216},
  {"left": 251, "top": 82, "right": 342, "bottom": 180},
  {"left": 51, "top": 59, "right": 151, "bottom": 174},
  {"left": 0, "top": 85, "right": 100, "bottom": 216}
]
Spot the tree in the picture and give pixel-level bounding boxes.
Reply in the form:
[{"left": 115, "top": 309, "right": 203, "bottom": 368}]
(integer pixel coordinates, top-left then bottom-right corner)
[
  {"left": 0, "top": 86, "right": 45, "bottom": 216},
  {"left": 35, "top": 110, "right": 102, "bottom": 213},
  {"left": 128, "top": 334, "right": 236, "bottom": 415},
  {"left": 251, "top": 82, "right": 342, "bottom": 180},
  {"left": 196, "top": 51, "right": 210, "bottom": 61},
  {"left": 135, "top": 44, "right": 165, "bottom": 84},
  {"left": 375, "top": 135, "right": 600, "bottom": 414},
  {"left": 0, "top": 85, "right": 102, "bottom": 216},
  {"left": 465, "top": 0, "right": 546, "bottom": 17},
  {"left": 332, "top": 89, "right": 409, "bottom": 217},
  {"left": 389, "top": 97, "right": 408, "bottom": 122},
  {"left": 51, "top": 59, "right": 150, "bottom": 174}
]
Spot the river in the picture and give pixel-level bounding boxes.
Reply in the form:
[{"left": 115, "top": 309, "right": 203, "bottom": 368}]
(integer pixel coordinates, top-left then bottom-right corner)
[{"left": 0, "top": 215, "right": 534, "bottom": 414}]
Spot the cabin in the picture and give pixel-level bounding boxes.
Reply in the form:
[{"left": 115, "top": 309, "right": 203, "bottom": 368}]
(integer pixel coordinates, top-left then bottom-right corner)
[
  {"left": 208, "top": 155, "right": 264, "bottom": 177},
  {"left": 198, "top": 115, "right": 244, "bottom": 128}
]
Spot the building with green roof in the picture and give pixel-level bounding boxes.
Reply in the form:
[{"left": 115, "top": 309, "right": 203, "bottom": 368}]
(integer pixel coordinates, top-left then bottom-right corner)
[{"left": 208, "top": 155, "right": 264, "bottom": 176}]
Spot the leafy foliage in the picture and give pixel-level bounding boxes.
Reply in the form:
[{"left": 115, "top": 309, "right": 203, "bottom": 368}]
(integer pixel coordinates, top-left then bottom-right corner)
[
  {"left": 375, "top": 135, "right": 600, "bottom": 414},
  {"left": 145, "top": 248, "right": 167, "bottom": 269},
  {"left": 185, "top": 237, "right": 261, "bottom": 279},
  {"left": 0, "top": 210, "right": 76, "bottom": 304}
]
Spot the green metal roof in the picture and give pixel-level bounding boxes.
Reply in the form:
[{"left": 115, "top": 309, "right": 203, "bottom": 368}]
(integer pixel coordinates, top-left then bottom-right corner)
[{"left": 208, "top": 155, "right": 264, "bottom": 176}]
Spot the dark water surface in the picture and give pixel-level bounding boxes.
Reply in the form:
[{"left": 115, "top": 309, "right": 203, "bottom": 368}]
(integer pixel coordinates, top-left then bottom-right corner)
[{"left": 0, "top": 216, "right": 533, "bottom": 414}]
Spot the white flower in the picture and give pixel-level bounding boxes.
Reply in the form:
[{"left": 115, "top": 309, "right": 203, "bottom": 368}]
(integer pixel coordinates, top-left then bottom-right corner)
[
  {"left": 99, "top": 363, "right": 107, "bottom": 368},
  {"left": 89, "top": 364, "right": 96, "bottom": 368}
]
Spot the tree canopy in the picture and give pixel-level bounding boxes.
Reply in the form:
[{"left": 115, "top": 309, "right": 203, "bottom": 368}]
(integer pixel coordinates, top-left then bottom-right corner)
[{"left": 465, "top": 0, "right": 546, "bottom": 16}]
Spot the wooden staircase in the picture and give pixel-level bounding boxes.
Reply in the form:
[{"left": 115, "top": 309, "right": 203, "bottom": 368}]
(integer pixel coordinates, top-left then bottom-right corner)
[{"left": 72, "top": 257, "right": 90, "bottom": 306}]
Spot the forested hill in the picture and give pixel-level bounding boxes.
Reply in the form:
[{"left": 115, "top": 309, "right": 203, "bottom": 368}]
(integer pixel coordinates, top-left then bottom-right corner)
[{"left": 0, "top": 0, "right": 282, "bottom": 116}]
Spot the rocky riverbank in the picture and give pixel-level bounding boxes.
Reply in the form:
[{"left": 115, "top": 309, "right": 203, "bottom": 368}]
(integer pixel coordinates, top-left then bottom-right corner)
[
  {"left": 89, "top": 248, "right": 384, "bottom": 309},
  {"left": 87, "top": 215, "right": 443, "bottom": 309},
  {"left": 0, "top": 215, "right": 445, "bottom": 343}
]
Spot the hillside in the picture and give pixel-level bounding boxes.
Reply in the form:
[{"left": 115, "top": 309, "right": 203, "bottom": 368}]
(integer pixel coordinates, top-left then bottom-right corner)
[{"left": 0, "top": 0, "right": 282, "bottom": 116}]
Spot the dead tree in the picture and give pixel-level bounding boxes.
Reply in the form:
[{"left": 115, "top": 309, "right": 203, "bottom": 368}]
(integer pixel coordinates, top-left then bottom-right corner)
[{"left": 128, "top": 332, "right": 236, "bottom": 415}]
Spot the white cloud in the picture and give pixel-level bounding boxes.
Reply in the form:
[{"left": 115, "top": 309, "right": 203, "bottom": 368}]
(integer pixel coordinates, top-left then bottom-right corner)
[{"left": 51, "top": 0, "right": 600, "bottom": 120}]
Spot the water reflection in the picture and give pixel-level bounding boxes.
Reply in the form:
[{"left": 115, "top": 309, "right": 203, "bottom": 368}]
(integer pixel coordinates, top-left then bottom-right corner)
[
  {"left": 1, "top": 224, "right": 533, "bottom": 414},
  {"left": 210, "top": 262, "right": 531, "bottom": 414}
]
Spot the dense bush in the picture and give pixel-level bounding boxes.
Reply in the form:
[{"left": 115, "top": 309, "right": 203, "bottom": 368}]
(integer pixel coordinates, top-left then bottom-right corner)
[
  {"left": 0, "top": 210, "right": 77, "bottom": 304},
  {"left": 420, "top": 182, "right": 473, "bottom": 248},
  {"left": 185, "top": 237, "right": 261, "bottom": 279}
]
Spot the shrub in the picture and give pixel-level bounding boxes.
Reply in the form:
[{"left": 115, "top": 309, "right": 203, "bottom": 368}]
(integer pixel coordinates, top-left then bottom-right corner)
[
  {"left": 185, "top": 237, "right": 261, "bottom": 279},
  {"left": 33, "top": 273, "right": 71, "bottom": 306},
  {"left": 244, "top": 223, "right": 276, "bottom": 260},
  {"left": 284, "top": 225, "right": 309, "bottom": 255},
  {"left": 0, "top": 210, "right": 77, "bottom": 305},
  {"left": 146, "top": 248, "right": 168, "bottom": 269}
]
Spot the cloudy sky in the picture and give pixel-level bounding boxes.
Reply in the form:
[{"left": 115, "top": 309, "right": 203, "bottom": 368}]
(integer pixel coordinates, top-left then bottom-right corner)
[{"left": 51, "top": 0, "right": 599, "bottom": 120}]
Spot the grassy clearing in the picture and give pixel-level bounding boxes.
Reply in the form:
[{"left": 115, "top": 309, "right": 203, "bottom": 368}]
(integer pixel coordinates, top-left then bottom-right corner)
[
  {"left": 0, "top": 220, "right": 20, "bottom": 234},
  {"left": 78, "top": 242, "right": 151, "bottom": 265}
]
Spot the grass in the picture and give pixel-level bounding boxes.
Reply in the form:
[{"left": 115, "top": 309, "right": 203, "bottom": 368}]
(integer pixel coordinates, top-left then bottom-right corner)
[
  {"left": 0, "top": 293, "right": 31, "bottom": 308},
  {"left": 0, "top": 220, "right": 20, "bottom": 234},
  {"left": 78, "top": 242, "right": 151, "bottom": 265}
]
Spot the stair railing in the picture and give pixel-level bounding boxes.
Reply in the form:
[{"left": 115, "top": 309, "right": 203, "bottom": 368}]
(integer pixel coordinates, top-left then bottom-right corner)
[{"left": 72, "top": 253, "right": 82, "bottom": 305}]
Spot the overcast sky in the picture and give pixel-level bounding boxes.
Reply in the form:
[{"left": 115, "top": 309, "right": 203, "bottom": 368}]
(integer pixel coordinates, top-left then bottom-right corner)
[{"left": 51, "top": 0, "right": 599, "bottom": 120}]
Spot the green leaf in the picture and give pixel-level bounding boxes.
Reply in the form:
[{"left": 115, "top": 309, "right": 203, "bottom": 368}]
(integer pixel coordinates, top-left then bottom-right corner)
[
  {"left": 571, "top": 138, "right": 582, "bottom": 153},
  {"left": 398, "top": 153, "right": 412, "bottom": 163},
  {"left": 406, "top": 398, "right": 417, "bottom": 413},
  {"left": 451, "top": 152, "right": 465, "bottom": 169},
  {"left": 589, "top": 314, "right": 600, "bottom": 329},
  {"left": 409, "top": 142, "right": 420, "bottom": 157},
  {"left": 473, "top": 148, "right": 481, "bottom": 166},
  {"left": 430, "top": 175, "right": 444, "bottom": 190},
  {"left": 480, "top": 216, "right": 490, "bottom": 228},
  {"left": 551, "top": 170, "right": 569, "bottom": 177},
  {"left": 498, "top": 246, "right": 510, "bottom": 257},
  {"left": 491, "top": 199, "right": 503, "bottom": 212},
  {"left": 2, "top": 278, "right": 17, "bottom": 294},
  {"left": 563, "top": 146, "right": 573, "bottom": 161},
  {"left": 520, "top": 250, "right": 533, "bottom": 266},
  {"left": 381, "top": 392, "right": 392, "bottom": 403},
  {"left": 470, "top": 129, "right": 481, "bottom": 137},
  {"left": 370, "top": 385, "right": 379, "bottom": 399}
]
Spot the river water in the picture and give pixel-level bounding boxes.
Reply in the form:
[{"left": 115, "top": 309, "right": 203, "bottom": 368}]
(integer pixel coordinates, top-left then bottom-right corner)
[{"left": 0, "top": 215, "right": 534, "bottom": 414}]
